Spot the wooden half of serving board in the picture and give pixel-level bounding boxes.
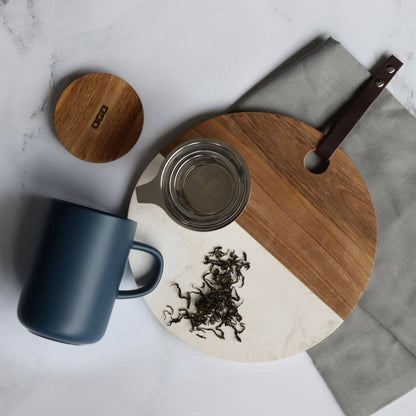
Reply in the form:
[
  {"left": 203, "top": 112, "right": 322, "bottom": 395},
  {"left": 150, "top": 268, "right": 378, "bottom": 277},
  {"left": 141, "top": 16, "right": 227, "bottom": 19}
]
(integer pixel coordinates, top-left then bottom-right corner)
[{"left": 128, "top": 112, "right": 377, "bottom": 362}]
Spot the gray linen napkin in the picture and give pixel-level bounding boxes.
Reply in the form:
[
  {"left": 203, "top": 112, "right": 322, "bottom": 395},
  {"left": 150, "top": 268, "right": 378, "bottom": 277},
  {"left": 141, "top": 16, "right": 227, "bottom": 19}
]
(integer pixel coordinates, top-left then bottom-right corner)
[{"left": 230, "top": 37, "right": 416, "bottom": 416}]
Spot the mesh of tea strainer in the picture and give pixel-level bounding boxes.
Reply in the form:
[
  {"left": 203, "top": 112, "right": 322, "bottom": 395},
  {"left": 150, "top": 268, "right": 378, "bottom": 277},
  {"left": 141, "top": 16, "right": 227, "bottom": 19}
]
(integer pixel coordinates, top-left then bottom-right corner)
[{"left": 161, "top": 139, "right": 251, "bottom": 231}]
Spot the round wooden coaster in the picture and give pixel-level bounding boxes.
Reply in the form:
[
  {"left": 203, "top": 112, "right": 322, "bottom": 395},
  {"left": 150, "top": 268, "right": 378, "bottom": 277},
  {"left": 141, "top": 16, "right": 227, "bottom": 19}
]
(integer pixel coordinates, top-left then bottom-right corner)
[
  {"left": 128, "top": 112, "right": 377, "bottom": 362},
  {"left": 54, "top": 73, "right": 144, "bottom": 163}
]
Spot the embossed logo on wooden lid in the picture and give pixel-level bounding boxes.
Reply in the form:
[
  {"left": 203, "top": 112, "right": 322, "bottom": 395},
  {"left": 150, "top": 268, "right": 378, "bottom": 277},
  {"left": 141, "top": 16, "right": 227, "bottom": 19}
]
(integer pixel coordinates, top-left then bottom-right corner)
[{"left": 54, "top": 73, "right": 143, "bottom": 163}]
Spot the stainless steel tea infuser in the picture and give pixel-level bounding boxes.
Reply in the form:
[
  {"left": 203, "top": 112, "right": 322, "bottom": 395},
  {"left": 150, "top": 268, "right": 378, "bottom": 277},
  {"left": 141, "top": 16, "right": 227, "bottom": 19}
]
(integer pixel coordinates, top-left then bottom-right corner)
[{"left": 135, "top": 138, "right": 251, "bottom": 231}]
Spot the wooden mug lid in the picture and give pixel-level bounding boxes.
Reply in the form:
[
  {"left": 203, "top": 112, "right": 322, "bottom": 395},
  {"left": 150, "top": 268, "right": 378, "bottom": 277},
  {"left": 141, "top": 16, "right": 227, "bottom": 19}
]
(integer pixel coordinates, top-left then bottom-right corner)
[{"left": 54, "top": 73, "right": 144, "bottom": 163}]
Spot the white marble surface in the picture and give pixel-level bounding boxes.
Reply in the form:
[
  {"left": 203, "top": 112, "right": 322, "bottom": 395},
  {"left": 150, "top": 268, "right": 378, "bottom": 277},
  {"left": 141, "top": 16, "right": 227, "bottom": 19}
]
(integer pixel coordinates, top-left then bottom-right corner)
[{"left": 1, "top": 0, "right": 416, "bottom": 415}]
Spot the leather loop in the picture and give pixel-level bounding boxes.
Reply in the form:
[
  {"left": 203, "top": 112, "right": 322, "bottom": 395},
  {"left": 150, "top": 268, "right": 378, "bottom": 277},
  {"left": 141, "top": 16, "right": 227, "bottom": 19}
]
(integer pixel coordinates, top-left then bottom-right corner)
[{"left": 316, "top": 55, "right": 403, "bottom": 161}]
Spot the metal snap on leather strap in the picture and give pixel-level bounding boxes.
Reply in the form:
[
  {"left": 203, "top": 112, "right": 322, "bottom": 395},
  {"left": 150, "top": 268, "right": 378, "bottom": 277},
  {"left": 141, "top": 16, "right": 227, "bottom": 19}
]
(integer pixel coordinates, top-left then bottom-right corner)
[{"left": 375, "top": 79, "right": 385, "bottom": 88}]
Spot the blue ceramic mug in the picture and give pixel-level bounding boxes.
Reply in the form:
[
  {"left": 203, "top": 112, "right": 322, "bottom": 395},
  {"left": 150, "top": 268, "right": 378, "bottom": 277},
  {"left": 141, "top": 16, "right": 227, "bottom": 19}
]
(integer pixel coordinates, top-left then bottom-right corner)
[{"left": 17, "top": 198, "right": 163, "bottom": 345}]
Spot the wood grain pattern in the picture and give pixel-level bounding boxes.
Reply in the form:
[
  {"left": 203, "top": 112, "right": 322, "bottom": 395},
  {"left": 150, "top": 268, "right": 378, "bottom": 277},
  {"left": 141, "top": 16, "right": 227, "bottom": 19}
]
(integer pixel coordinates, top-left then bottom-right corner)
[
  {"left": 161, "top": 112, "right": 377, "bottom": 319},
  {"left": 55, "top": 73, "right": 143, "bottom": 163}
]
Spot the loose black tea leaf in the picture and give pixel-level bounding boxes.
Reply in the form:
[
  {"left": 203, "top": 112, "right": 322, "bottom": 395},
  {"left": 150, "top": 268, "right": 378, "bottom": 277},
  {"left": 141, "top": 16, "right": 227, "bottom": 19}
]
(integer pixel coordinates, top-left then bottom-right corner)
[{"left": 163, "top": 247, "right": 250, "bottom": 342}]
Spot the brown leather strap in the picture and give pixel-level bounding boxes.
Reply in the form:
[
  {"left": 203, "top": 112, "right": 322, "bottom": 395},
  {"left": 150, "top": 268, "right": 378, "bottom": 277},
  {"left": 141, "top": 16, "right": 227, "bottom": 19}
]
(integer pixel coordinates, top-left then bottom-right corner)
[{"left": 316, "top": 55, "right": 403, "bottom": 161}]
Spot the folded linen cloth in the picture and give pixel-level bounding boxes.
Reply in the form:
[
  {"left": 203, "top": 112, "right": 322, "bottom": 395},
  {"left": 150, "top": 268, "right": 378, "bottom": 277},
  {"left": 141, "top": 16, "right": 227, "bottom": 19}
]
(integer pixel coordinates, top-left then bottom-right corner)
[{"left": 230, "top": 37, "right": 416, "bottom": 416}]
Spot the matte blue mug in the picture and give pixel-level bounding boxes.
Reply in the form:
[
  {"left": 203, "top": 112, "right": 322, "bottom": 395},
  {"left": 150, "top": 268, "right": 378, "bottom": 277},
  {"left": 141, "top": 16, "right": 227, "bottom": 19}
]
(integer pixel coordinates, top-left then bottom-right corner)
[{"left": 17, "top": 198, "right": 163, "bottom": 345}]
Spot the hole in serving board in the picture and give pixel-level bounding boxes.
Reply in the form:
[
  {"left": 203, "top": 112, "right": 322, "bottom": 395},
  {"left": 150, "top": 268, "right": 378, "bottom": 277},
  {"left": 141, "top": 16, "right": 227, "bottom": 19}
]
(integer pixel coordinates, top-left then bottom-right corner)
[{"left": 304, "top": 150, "right": 329, "bottom": 174}]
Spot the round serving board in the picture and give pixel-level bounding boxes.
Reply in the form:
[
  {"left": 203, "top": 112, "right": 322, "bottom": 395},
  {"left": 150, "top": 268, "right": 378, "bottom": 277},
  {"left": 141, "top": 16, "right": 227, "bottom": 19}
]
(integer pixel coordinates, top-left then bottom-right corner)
[
  {"left": 128, "top": 112, "right": 377, "bottom": 362},
  {"left": 55, "top": 73, "right": 143, "bottom": 163}
]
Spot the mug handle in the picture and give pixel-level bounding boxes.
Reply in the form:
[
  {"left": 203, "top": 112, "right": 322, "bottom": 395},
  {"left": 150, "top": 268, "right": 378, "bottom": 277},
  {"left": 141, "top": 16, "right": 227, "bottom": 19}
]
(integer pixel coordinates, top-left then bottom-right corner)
[{"left": 117, "top": 242, "right": 164, "bottom": 299}]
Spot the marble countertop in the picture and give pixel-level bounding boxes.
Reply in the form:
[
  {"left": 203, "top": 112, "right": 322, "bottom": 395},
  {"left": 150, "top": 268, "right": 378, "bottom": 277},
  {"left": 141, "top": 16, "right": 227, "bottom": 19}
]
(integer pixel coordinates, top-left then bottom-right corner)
[{"left": 1, "top": 1, "right": 416, "bottom": 415}]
